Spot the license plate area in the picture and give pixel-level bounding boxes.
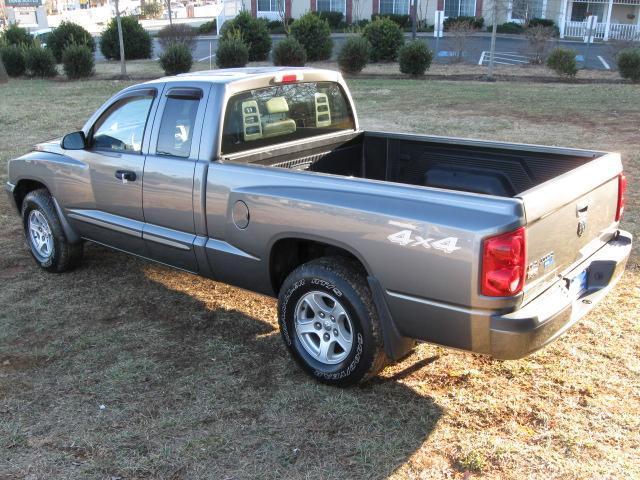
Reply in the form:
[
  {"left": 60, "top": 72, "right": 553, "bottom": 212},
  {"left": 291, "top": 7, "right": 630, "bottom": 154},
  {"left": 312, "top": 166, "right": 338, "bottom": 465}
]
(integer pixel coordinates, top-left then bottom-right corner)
[{"left": 568, "top": 269, "right": 588, "bottom": 298}]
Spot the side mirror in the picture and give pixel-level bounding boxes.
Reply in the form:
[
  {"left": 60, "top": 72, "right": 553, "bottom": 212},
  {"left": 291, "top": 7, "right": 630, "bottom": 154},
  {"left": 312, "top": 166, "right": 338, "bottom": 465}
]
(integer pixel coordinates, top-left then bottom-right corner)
[{"left": 61, "top": 131, "right": 87, "bottom": 150}]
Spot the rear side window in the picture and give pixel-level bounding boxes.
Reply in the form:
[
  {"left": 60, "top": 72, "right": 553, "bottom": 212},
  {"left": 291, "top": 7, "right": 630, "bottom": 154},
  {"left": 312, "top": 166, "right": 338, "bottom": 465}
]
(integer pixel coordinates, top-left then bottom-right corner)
[
  {"left": 156, "top": 96, "right": 200, "bottom": 158},
  {"left": 92, "top": 94, "right": 154, "bottom": 153},
  {"left": 221, "top": 81, "right": 356, "bottom": 155}
]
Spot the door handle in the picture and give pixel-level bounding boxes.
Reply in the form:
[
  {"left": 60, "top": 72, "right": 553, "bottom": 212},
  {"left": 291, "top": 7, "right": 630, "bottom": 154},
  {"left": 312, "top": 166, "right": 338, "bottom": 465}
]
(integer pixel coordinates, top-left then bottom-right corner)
[{"left": 115, "top": 170, "right": 137, "bottom": 183}]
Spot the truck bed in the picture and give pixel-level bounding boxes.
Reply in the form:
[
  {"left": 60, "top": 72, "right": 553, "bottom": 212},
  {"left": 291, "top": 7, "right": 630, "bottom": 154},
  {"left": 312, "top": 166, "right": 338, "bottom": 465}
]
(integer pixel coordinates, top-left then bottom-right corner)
[
  {"left": 229, "top": 131, "right": 600, "bottom": 198},
  {"left": 224, "top": 129, "right": 621, "bottom": 308}
]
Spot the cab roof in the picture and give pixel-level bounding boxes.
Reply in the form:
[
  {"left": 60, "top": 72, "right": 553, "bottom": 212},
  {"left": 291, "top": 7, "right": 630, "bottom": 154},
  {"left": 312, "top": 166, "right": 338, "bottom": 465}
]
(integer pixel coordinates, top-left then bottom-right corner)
[{"left": 144, "top": 67, "right": 340, "bottom": 86}]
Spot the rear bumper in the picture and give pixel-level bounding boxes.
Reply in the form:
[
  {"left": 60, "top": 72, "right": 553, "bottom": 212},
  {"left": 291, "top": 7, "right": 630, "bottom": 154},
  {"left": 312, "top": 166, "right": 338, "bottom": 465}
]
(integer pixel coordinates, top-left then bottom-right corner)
[
  {"left": 490, "top": 229, "right": 632, "bottom": 359},
  {"left": 5, "top": 182, "right": 17, "bottom": 213}
]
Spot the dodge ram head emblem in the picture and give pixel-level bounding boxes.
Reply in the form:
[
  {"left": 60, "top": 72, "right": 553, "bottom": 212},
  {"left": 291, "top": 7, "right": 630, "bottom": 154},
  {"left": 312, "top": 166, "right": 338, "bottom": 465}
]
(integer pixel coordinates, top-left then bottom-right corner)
[
  {"left": 577, "top": 219, "right": 586, "bottom": 237},
  {"left": 576, "top": 199, "right": 589, "bottom": 238}
]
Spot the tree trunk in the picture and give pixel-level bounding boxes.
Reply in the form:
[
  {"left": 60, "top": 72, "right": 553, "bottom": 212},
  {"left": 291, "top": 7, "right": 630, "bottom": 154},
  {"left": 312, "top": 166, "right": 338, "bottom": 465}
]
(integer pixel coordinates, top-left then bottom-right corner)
[
  {"left": 167, "top": 0, "right": 173, "bottom": 25},
  {"left": 115, "top": 0, "right": 127, "bottom": 78},
  {"left": 487, "top": 0, "right": 498, "bottom": 80},
  {"left": 0, "top": 58, "right": 8, "bottom": 84}
]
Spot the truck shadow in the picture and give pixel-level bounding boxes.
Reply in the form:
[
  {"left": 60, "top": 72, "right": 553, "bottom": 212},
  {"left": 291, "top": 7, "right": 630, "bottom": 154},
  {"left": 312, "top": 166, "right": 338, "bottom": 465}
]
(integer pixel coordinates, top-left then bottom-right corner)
[
  {"left": 114, "top": 250, "right": 444, "bottom": 478},
  {"left": 2, "top": 243, "right": 444, "bottom": 479}
]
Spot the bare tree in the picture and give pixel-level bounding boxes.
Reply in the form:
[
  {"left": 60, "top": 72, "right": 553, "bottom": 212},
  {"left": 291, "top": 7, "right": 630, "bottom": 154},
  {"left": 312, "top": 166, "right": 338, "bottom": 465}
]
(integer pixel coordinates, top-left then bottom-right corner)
[
  {"left": 276, "top": 0, "right": 290, "bottom": 35},
  {"left": 525, "top": 25, "right": 555, "bottom": 63},
  {"left": 167, "top": 0, "right": 173, "bottom": 26},
  {"left": 114, "top": 0, "right": 127, "bottom": 78},
  {"left": 484, "top": 0, "right": 509, "bottom": 80},
  {"left": 449, "top": 20, "right": 476, "bottom": 63}
]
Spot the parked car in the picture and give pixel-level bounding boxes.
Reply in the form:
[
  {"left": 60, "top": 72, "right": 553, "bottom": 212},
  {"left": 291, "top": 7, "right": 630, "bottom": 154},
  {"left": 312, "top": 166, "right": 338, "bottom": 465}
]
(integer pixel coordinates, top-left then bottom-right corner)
[
  {"left": 5, "top": 68, "right": 632, "bottom": 386},
  {"left": 30, "top": 28, "right": 53, "bottom": 47}
]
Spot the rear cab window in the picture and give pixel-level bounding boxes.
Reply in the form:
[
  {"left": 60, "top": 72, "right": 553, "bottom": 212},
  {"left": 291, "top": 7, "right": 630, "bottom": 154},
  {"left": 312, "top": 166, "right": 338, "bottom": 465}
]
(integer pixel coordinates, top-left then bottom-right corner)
[{"left": 221, "top": 81, "right": 356, "bottom": 155}]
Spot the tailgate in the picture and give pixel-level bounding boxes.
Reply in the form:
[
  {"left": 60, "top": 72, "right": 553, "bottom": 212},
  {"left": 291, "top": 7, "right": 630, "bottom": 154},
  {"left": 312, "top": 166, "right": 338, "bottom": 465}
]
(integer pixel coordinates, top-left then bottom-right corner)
[{"left": 519, "top": 153, "right": 623, "bottom": 304}]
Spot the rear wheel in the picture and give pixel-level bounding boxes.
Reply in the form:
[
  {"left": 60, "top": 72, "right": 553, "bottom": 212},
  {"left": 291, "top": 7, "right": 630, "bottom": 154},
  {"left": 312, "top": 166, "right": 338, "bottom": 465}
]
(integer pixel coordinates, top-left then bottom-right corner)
[
  {"left": 21, "top": 189, "right": 83, "bottom": 272},
  {"left": 278, "top": 257, "right": 388, "bottom": 387}
]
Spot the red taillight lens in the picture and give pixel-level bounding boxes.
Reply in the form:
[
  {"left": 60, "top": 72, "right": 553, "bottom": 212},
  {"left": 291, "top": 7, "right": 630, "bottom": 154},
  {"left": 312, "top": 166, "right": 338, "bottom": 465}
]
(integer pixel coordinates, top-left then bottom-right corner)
[
  {"left": 615, "top": 173, "right": 627, "bottom": 221},
  {"left": 481, "top": 227, "right": 526, "bottom": 297}
]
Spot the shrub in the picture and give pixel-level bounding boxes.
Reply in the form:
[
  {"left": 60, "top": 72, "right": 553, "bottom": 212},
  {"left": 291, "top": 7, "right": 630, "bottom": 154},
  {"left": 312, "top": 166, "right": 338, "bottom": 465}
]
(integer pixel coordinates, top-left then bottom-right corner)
[
  {"left": 488, "top": 22, "right": 525, "bottom": 34},
  {"left": 1, "top": 24, "right": 33, "bottom": 47},
  {"left": 444, "top": 16, "right": 483, "bottom": 30},
  {"left": 25, "top": 47, "right": 57, "bottom": 77},
  {"left": 547, "top": 47, "right": 577, "bottom": 77},
  {"left": 100, "top": 16, "right": 152, "bottom": 60},
  {"left": 371, "top": 13, "right": 411, "bottom": 29},
  {"left": 0, "top": 45, "right": 26, "bottom": 76},
  {"left": 158, "top": 24, "right": 197, "bottom": 51},
  {"left": 362, "top": 17, "right": 404, "bottom": 62},
  {"left": 159, "top": 42, "right": 193, "bottom": 75},
  {"left": 140, "top": 2, "right": 163, "bottom": 19},
  {"left": 290, "top": 12, "right": 333, "bottom": 61},
  {"left": 528, "top": 18, "right": 555, "bottom": 28},
  {"left": 62, "top": 44, "right": 94, "bottom": 78},
  {"left": 220, "top": 11, "right": 271, "bottom": 61},
  {"left": 316, "top": 11, "right": 344, "bottom": 29},
  {"left": 216, "top": 31, "right": 249, "bottom": 68},
  {"left": 198, "top": 20, "right": 217, "bottom": 34},
  {"left": 272, "top": 37, "right": 306, "bottom": 66},
  {"left": 398, "top": 40, "right": 432, "bottom": 75},
  {"left": 617, "top": 48, "right": 640, "bottom": 82},
  {"left": 337, "top": 36, "right": 370, "bottom": 74},
  {"left": 47, "top": 22, "right": 95, "bottom": 62}
]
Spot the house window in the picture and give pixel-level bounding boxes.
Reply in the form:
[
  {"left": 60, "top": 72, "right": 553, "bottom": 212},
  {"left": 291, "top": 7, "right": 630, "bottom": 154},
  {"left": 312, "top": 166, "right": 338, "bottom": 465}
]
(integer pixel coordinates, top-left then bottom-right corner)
[
  {"left": 444, "top": 0, "right": 476, "bottom": 17},
  {"left": 570, "top": 1, "right": 605, "bottom": 21},
  {"left": 511, "top": 0, "right": 545, "bottom": 21},
  {"left": 317, "top": 0, "right": 346, "bottom": 13},
  {"left": 379, "top": 0, "right": 410, "bottom": 15},
  {"left": 257, "top": 0, "right": 281, "bottom": 12}
]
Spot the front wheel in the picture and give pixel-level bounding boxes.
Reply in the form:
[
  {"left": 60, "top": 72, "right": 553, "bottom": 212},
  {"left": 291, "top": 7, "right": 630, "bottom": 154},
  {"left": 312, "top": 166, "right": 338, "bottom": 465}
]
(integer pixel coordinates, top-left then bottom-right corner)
[
  {"left": 278, "top": 257, "right": 388, "bottom": 387},
  {"left": 21, "top": 189, "right": 83, "bottom": 273}
]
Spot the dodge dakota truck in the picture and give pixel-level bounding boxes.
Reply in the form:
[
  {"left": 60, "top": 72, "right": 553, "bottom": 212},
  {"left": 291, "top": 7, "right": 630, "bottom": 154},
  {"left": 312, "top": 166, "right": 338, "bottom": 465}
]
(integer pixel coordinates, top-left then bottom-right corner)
[{"left": 5, "top": 67, "right": 632, "bottom": 386}]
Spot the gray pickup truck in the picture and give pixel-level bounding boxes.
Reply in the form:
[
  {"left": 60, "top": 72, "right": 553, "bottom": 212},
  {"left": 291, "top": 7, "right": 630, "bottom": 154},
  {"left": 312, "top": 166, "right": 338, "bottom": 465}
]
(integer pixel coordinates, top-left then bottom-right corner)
[{"left": 6, "top": 67, "right": 632, "bottom": 386}]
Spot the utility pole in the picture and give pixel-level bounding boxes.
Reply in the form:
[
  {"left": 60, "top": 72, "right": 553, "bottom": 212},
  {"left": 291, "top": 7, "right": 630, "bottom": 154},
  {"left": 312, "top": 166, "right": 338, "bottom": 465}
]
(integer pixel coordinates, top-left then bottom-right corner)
[
  {"left": 487, "top": 0, "right": 498, "bottom": 80},
  {"left": 114, "top": 0, "right": 127, "bottom": 78},
  {"left": 411, "top": 0, "right": 417, "bottom": 40}
]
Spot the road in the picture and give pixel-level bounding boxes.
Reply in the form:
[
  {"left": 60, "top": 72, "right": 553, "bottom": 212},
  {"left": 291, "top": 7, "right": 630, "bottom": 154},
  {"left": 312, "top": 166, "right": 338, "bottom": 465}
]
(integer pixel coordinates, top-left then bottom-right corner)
[{"left": 95, "top": 33, "right": 617, "bottom": 71}]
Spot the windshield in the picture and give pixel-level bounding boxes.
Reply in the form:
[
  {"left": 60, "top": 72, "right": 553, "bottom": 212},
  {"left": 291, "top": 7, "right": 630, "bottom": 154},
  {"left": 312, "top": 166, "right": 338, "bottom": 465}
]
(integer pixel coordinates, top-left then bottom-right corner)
[{"left": 221, "top": 81, "right": 356, "bottom": 155}]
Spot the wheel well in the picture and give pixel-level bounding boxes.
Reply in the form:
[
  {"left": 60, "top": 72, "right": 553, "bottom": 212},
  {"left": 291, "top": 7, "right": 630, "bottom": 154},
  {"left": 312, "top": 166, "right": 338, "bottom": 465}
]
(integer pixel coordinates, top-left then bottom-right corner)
[
  {"left": 270, "top": 238, "right": 367, "bottom": 295},
  {"left": 13, "top": 180, "right": 48, "bottom": 213}
]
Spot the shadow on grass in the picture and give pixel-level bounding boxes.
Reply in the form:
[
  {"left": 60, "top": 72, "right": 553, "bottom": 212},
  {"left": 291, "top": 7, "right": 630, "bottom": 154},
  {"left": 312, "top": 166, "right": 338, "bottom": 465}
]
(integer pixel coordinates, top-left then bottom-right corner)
[{"left": 0, "top": 244, "right": 443, "bottom": 479}]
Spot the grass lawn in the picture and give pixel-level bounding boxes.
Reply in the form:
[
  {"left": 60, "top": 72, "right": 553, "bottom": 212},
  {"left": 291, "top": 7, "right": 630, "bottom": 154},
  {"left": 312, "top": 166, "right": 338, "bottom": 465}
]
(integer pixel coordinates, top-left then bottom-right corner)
[{"left": 0, "top": 76, "right": 638, "bottom": 479}]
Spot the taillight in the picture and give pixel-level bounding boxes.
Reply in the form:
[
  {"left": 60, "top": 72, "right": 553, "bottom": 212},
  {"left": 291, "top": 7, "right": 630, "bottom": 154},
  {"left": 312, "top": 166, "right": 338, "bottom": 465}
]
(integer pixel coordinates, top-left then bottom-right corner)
[
  {"left": 615, "top": 173, "right": 627, "bottom": 221},
  {"left": 481, "top": 227, "right": 526, "bottom": 297}
]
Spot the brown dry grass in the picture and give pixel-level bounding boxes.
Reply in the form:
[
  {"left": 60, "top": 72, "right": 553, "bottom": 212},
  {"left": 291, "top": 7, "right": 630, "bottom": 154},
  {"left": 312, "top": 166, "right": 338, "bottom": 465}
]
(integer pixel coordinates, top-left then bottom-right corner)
[{"left": 0, "top": 77, "right": 638, "bottom": 479}]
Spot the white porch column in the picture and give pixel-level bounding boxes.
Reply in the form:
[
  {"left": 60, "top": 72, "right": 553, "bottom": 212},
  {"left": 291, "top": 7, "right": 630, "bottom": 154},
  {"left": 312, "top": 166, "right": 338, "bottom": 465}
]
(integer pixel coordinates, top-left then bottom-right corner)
[
  {"left": 603, "top": 0, "right": 613, "bottom": 41},
  {"left": 559, "top": 0, "right": 568, "bottom": 38},
  {"left": 541, "top": 0, "right": 548, "bottom": 19}
]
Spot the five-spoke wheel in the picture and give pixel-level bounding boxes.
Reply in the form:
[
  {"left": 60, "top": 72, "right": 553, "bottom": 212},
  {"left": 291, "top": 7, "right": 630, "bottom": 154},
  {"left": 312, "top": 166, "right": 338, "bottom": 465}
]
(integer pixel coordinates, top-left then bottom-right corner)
[{"left": 294, "top": 291, "right": 354, "bottom": 365}]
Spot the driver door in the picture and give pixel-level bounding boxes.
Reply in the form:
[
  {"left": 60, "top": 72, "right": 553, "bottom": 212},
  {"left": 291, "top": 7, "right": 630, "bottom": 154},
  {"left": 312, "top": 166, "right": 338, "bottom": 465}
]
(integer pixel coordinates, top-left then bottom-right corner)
[{"left": 65, "top": 88, "right": 159, "bottom": 256}]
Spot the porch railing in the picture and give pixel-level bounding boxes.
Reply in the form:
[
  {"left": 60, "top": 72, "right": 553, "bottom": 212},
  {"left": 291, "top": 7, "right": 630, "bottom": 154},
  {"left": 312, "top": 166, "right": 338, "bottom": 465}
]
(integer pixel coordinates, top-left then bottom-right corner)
[
  {"left": 564, "top": 21, "right": 640, "bottom": 40},
  {"left": 609, "top": 23, "right": 640, "bottom": 40}
]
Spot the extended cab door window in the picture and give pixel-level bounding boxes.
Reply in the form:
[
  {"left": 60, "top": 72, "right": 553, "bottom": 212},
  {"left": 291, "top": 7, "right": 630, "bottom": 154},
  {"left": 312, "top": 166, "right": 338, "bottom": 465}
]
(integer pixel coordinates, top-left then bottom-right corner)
[
  {"left": 221, "top": 81, "right": 356, "bottom": 155},
  {"left": 91, "top": 94, "right": 155, "bottom": 153},
  {"left": 155, "top": 92, "right": 201, "bottom": 158}
]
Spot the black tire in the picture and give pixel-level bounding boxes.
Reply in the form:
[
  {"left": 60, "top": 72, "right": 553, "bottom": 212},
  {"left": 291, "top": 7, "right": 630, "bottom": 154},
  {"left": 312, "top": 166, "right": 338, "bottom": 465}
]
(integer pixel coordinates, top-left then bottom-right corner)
[
  {"left": 21, "top": 189, "right": 83, "bottom": 273},
  {"left": 278, "top": 257, "right": 389, "bottom": 387}
]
